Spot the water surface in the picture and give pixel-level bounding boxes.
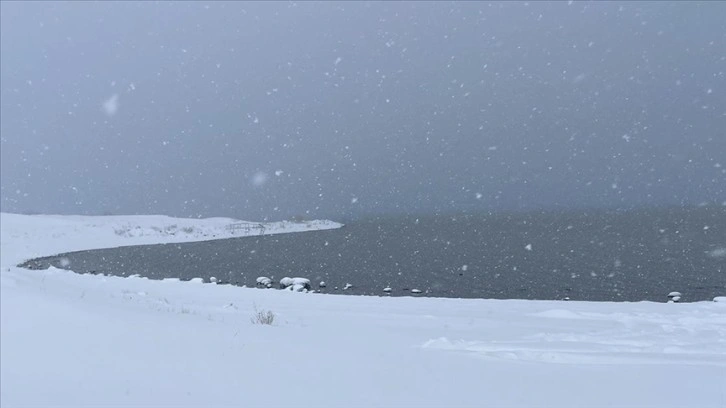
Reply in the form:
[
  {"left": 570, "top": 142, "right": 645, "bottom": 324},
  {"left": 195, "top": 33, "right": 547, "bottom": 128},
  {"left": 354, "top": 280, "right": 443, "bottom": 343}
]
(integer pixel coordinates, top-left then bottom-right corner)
[{"left": 22, "top": 207, "right": 726, "bottom": 302}]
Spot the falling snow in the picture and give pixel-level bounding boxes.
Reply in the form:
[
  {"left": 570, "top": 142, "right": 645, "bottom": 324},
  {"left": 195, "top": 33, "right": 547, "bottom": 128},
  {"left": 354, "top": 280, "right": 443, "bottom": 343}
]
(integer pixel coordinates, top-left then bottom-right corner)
[{"left": 102, "top": 94, "right": 119, "bottom": 116}]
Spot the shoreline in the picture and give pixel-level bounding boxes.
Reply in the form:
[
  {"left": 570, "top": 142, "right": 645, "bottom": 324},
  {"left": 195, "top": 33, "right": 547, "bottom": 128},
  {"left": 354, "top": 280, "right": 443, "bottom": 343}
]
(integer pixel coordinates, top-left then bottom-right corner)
[{"left": 18, "top": 206, "right": 726, "bottom": 303}]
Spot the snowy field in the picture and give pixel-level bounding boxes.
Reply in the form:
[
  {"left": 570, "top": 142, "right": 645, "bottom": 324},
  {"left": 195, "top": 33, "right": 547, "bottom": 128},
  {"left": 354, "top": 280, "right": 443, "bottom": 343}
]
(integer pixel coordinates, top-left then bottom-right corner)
[{"left": 1, "top": 213, "right": 725, "bottom": 408}]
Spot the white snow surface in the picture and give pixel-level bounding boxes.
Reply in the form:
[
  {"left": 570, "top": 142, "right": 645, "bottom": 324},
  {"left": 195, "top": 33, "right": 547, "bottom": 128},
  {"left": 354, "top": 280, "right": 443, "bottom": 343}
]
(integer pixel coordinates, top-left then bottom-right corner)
[
  {"left": 0, "top": 212, "right": 342, "bottom": 262},
  {"left": 2, "top": 213, "right": 725, "bottom": 407}
]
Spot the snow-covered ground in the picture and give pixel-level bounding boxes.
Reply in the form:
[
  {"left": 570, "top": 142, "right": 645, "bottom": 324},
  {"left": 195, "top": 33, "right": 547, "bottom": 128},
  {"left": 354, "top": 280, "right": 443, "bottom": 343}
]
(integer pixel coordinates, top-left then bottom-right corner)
[
  {"left": 1, "top": 213, "right": 725, "bottom": 407},
  {"left": 0, "top": 213, "right": 342, "bottom": 262}
]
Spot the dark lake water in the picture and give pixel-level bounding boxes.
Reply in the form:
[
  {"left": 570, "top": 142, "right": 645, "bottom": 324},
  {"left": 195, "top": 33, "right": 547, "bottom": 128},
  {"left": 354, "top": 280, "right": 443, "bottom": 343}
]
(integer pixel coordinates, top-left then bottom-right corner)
[{"left": 21, "top": 206, "right": 726, "bottom": 302}]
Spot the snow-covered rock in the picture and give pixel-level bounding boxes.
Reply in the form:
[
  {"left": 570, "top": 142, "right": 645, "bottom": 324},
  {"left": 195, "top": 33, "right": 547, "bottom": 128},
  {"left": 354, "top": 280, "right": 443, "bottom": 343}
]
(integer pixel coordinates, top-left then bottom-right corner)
[
  {"left": 411, "top": 289, "right": 422, "bottom": 294},
  {"left": 209, "top": 276, "right": 218, "bottom": 283},
  {"left": 279, "top": 277, "right": 311, "bottom": 290},
  {"left": 383, "top": 287, "right": 392, "bottom": 292},
  {"left": 256, "top": 277, "right": 273, "bottom": 288},
  {"left": 668, "top": 291, "right": 682, "bottom": 302},
  {"left": 343, "top": 283, "right": 353, "bottom": 290},
  {"left": 283, "top": 283, "right": 308, "bottom": 293},
  {"left": 291, "top": 277, "right": 310, "bottom": 287},
  {"left": 713, "top": 296, "right": 726, "bottom": 302},
  {"left": 319, "top": 281, "right": 327, "bottom": 288}
]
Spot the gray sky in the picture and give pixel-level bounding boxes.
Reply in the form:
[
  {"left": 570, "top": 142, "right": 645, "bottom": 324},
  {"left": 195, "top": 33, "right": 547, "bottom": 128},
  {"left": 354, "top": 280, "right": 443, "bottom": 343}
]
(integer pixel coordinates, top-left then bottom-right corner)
[{"left": 1, "top": 1, "right": 724, "bottom": 221}]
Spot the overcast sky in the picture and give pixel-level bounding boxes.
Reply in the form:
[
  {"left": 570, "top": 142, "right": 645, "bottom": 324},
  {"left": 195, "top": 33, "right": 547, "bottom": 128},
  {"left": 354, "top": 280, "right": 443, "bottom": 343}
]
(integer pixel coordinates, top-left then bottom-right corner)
[{"left": 1, "top": 1, "right": 724, "bottom": 221}]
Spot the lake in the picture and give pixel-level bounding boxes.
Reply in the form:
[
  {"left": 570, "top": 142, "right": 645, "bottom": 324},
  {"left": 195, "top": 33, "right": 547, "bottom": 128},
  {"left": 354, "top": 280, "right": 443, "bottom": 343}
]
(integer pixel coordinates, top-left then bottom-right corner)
[{"left": 21, "top": 206, "right": 726, "bottom": 302}]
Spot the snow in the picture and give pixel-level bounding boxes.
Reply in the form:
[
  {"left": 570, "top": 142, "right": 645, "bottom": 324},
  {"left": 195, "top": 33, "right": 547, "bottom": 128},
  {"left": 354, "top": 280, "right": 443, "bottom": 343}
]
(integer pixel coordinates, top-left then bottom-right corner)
[
  {"left": 251, "top": 171, "right": 268, "bottom": 186},
  {"left": 0, "top": 213, "right": 342, "bottom": 261},
  {"left": 2, "top": 213, "right": 725, "bottom": 407},
  {"left": 102, "top": 94, "right": 119, "bottom": 116},
  {"left": 286, "top": 283, "right": 308, "bottom": 292},
  {"left": 256, "top": 276, "right": 272, "bottom": 287},
  {"left": 279, "top": 277, "right": 311, "bottom": 289},
  {"left": 668, "top": 291, "right": 683, "bottom": 298},
  {"left": 291, "top": 277, "right": 311, "bottom": 287}
]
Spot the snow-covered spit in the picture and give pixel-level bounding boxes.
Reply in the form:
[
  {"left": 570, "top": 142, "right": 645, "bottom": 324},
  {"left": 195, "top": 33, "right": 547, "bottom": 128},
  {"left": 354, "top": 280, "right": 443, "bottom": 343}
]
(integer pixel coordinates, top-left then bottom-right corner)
[
  {"left": 0, "top": 213, "right": 342, "bottom": 262},
  {"left": 1, "top": 213, "right": 725, "bottom": 407}
]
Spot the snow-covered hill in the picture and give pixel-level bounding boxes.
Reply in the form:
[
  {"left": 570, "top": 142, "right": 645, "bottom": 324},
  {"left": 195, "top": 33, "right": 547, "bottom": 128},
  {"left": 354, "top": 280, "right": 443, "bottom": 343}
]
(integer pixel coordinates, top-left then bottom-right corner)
[{"left": 1, "top": 213, "right": 724, "bottom": 407}]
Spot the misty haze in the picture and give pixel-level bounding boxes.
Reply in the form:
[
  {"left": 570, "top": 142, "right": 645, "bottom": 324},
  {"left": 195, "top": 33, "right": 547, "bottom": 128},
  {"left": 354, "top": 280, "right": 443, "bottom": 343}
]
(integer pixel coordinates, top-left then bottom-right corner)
[{"left": 2, "top": 1, "right": 723, "bottom": 220}]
